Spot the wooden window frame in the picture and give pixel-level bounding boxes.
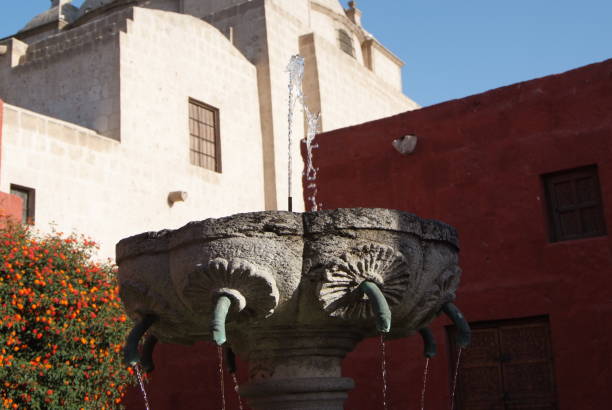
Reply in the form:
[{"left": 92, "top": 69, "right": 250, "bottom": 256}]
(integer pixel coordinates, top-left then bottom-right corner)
[
  {"left": 188, "top": 98, "right": 222, "bottom": 173},
  {"left": 9, "top": 184, "right": 35, "bottom": 225},
  {"left": 337, "top": 29, "right": 355, "bottom": 58},
  {"left": 542, "top": 164, "right": 606, "bottom": 242}
]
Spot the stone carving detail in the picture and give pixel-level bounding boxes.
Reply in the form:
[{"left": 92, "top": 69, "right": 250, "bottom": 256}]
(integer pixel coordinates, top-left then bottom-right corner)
[
  {"left": 182, "top": 257, "right": 279, "bottom": 319},
  {"left": 412, "top": 264, "right": 461, "bottom": 328},
  {"left": 119, "top": 279, "right": 186, "bottom": 337},
  {"left": 120, "top": 279, "right": 173, "bottom": 318},
  {"left": 316, "top": 244, "right": 411, "bottom": 320}
]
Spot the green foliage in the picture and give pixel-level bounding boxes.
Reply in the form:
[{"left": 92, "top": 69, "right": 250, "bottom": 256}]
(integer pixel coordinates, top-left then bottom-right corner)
[{"left": 0, "top": 221, "right": 131, "bottom": 409}]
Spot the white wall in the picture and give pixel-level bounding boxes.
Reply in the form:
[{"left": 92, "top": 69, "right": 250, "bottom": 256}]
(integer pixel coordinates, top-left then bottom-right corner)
[
  {"left": 0, "top": 10, "right": 129, "bottom": 139},
  {"left": 1, "top": 8, "right": 265, "bottom": 259},
  {"left": 300, "top": 32, "right": 418, "bottom": 132}
]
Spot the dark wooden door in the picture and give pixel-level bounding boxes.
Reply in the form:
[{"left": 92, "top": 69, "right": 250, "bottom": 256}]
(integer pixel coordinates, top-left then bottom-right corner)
[{"left": 449, "top": 317, "right": 558, "bottom": 410}]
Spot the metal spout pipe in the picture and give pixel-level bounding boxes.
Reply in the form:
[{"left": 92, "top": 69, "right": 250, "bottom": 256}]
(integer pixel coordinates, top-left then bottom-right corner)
[
  {"left": 211, "top": 295, "right": 233, "bottom": 346},
  {"left": 442, "top": 302, "right": 471, "bottom": 347},
  {"left": 359, "top": 281, "right": 391, "bottom": 333},
  {"left": 140, "top": 334, "right": 159, "bottom": 373},
  {"left": 419, "top": 327, "right": 437, "bottom": 358},
  {"left": 124, "top": 314, "right": 157, "bottom": 367}
]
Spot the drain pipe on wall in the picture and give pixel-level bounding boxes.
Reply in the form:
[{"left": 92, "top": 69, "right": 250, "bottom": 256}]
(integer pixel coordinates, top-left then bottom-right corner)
[{"left": 392, "top": 135, "right": 418, "bottom": 155}]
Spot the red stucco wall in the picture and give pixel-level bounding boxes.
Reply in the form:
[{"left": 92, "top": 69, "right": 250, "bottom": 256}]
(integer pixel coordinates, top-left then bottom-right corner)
[
  {"left": 124, "top": 60, "right": 612, "bottom": 410},
  {"left": 305, "top": 59, "right": 612, "bottom": 410}
]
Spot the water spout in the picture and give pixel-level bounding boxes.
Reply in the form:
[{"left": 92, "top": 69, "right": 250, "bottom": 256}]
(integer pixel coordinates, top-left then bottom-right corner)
[
  {"left": 418, "top": 327, "right": 436, "bottom": 358},
  {"left": 359, "top": 281, "right": 391, "bottom": 333},
  {"left": 211, "top": 295, "right": 233, "bottom": 346},
  {"left": 442, "top": 302, "right": 471, "bottom": 347},
  {"left": 140, "top": 334, "right": 159, "bottom": 373},
  {"left": 124, "top": 315, "right": 157, "bottom": 366}
]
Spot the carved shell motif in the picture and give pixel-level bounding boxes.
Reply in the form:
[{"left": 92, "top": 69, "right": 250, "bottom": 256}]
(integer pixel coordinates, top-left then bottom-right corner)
[
  {"left": 182, "top": 257, "right": 279, "bottom": 319},
  {"left": 316, "top": 244, "right": 411, "bottom": 321},
  {"left": 119, "top": 279, "right": 186, "bottom": 336},
  {"left": 411, "top": 264, "right": 461, "bottom": 329}
]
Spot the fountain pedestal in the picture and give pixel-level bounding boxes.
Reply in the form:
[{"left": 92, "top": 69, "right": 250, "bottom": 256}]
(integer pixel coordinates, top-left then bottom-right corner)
[
  {"left": 240, "top": 377, "right": 354, "bottom": 410},
  {"left": 238, "top": 328, "right": 362, "bottom": 409}
]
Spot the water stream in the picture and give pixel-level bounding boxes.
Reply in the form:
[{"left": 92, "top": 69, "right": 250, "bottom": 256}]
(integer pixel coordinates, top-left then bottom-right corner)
[
  {"left": 449, "top": 347, "right": 463, "bottom": 410},
  {"left": 134, "top": 364, "right": 151, "bottom": 410},
  {"left": 304, "top": 110, "right": 321, "bottom": 211},
  {"left": 379, "top": 335, "right": 388, "bottom": 410},
  {"left": 217, "top": 346, "right": 226, "bottom": 410},
  {"left": 231, "top": 373, "right": 244, "bottom": 410},
  {"left": 420, "top": 357, "right": 430, "bottom": 410},
  {"left": 286, "top": 55, "right": 321, "bottom": 211}
]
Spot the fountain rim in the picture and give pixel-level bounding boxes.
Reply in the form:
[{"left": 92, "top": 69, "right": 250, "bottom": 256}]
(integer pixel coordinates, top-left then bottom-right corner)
[{"left": 116, "top": 207, "right": 459, "bottom": 263}]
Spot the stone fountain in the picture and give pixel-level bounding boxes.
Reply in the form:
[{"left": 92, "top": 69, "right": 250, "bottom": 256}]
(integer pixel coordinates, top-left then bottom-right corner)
[{"left": 116, "top": 207, "right": 470, "bottom": 410}]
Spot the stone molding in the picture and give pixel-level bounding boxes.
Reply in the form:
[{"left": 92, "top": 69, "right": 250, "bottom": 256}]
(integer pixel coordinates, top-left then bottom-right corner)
[{"left": 118, "top": 208, "right": 460, "bottom": 343}]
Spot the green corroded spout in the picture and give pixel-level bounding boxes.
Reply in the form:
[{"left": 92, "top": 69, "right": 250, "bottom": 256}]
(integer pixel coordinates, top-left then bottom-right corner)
[
  {"left": 124, "top": 315, "right": 157, "bottom": 367},
  {"left": 140, "top": 334, "right": 158, "bottom": 373},
  {"left": 443, "top": 302, "right": 471, "bottom": 348},
  {"left": 359, "top": 281, "right": 391, "bottom": 333},
  {"left": 419, "top": 327, "right": 437, "bottom": 358},
  {"left": 211, "top": 295, "right": 233, "bottom": 346}
]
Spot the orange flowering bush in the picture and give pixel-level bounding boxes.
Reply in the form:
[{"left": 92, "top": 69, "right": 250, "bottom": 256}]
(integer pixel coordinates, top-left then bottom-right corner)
[{"left": 0, "top": 222, "right": 131, "bottom": 409}]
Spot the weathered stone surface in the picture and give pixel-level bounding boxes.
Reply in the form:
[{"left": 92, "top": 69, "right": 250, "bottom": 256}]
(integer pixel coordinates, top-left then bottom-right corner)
[
  {"left": 239, "top": 377, "right": 355, "bottom": 410},
  {"left": 117, "top": 208, "right": 461, "bottom": 409}
]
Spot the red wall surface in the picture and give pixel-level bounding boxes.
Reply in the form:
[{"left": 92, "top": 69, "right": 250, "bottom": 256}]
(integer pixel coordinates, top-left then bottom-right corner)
[
  {"left": 124, "top": 60, "right": 612, "bottom": 410},
  {"left": 304, "top": 59, "right": 612, "bottom": 410},
  {"left": 0, "top": 99, "right": 23, "bottom": 226}
]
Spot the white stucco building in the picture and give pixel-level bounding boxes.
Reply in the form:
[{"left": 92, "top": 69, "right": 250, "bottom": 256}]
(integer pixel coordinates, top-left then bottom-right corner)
[{"left": 0, "top": 0, "right": 418, "bottom": 258}]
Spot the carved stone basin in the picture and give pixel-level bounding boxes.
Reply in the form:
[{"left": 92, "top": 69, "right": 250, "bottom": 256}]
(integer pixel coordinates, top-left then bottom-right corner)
[{"left": 116, "top": 208, "right": 467, "bottom": 410}]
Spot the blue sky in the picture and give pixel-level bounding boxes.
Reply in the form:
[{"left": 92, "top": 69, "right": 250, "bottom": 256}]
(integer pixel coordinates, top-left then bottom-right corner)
[{"left": 1, "top": 0, "right": 611, "bottom": 106}]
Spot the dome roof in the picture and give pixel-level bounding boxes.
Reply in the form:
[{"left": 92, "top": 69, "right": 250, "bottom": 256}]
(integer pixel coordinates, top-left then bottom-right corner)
[
  {"left": 20, "top": 1, "right": 78, "bottom": 32},
  {"left": 311, "top": 0, "right": 346, "bottom": 15}
]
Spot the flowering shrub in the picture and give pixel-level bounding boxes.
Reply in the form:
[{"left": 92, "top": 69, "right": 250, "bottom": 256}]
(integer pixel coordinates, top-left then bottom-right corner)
[{"left": 0, "top": 221, "right": 131, "bottom": 409}]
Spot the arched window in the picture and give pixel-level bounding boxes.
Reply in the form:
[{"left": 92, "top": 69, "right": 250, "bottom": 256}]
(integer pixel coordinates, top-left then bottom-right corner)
[{"left": 337, "top": 29, "right": 355, "bottom": 57}]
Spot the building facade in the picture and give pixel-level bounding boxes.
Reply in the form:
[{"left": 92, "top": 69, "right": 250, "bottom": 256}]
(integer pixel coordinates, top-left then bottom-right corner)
[
  {"left": 309, "top": 59, "right": 612, "bottom": 410},
  {"left": 0, "top": 0, "right": 417, "bottom": 257}
]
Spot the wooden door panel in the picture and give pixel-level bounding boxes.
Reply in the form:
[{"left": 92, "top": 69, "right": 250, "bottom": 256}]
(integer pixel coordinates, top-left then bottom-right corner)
[
  {"left": 460, "top": 365, "right": 504, "bottom": 402},
  {"left": 499, "top": 324, "right": 551, "bottom": 362},
  {"left": 450, "top": 317, "right": 558, "bottom": 410},
  {"left": 502, "top": 362, "right": 556, "bottom": 398},
  {"left": 462, "top": 328, "right": 501, "bottom": 366}
]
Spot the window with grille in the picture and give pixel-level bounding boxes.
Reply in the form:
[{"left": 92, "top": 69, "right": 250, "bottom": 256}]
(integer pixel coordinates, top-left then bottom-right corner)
[
  {"left": 10, "top": 184, "right": 35, "bottom": 225},
  {"left": 337, "top": 29, "right": 355, "bottom": 57},
  {"left": 189, "top": 99, "right": 221, "bottom": 172},
  {"left": 448, "top": 316, "right": 558, "bottom": 410},
  {"left": 542, "top": 165, "right": 606, "bottom": 242}
]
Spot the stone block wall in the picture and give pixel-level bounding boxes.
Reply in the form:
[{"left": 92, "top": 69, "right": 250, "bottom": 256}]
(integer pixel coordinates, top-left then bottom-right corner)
[
  {"left": 182, "top": 0, "right": 252, "bottom": 18},
  {"left": 118, "top": 7, "right": 265, "bottom": 225},
  {"left": 0, "top": 8, "right": 265, "bottom": 258},
  {"left": 0, "top": 9, "right": 133, "bottom": 140},
  {"left": 300, "top": 32, "right": 418, "bottom": 132},
  {"left": 1, "top": 103, "right": 122, "bottom": 256},
  {"left": 366, "top": 40, "right": 403, "bottom": 91}
]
